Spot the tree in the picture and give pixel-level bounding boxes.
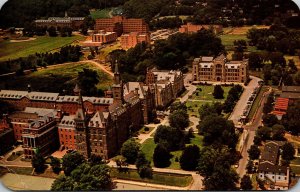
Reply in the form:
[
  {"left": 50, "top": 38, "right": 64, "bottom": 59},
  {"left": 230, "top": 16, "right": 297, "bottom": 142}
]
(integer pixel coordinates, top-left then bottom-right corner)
[
  {"left": 198, "top": 102, "right": 223, "bottom": 120},
  {"left": 31, "top": 150, "right": 46, "bottom": 173},
  {"left": 51, "top": 175, "right": 74, "bottom": 191},
  {"left": 246, "top": 160, "right": 254, "bottom": 173},
  {"left": 179, "top": 145, "right": 200, "bottom": 171},
  {"left": 89, "top": 154, "right": 103, "bottom": 166},
  {"left": 47, "top": 26, "right": 57, "bottom": 37},
  {"left": 283, "top": 101, "right": 300, "bottom": 135},
  {"left": 247, "top": 145, "right": 260, "bottom": 160},
  {"left": 135, "top": 152, "right": 153, "bottom": 179},
  {"left": 50, "top": 156, "right": 61, "bottom": 174},
  {"left": 62, "top": 151, "right": 85, "bottom": 176},
  {"left": 248, "top": 52, "right": 262, "bottom": 69},
  {"left": 198, "top": 116, "right": 238, "bottom": 149},
  {"left": 213, "top": 85, "right": 224, "bottom": 99},
  {"left": 256, "top": 126, "right": 272, "bottom": 141},
  {"left": 135, "top": 151, "right": 149, "bottom": 170},
  {"left": 294, "top": 71, "right": 300, "bottom": 85},
  {"left": 121, "top": 138, "right": 140, "bottom": 164},
  {"left": 263, "top": 114, "right": 279, "bottom": 127},
  {"left": 138, "top": 165, "right": 153, "bottom": 179},
  {"left": 272, "top": 124, "right": 285, "bottom": 141},
  {"left": 77, "top": 68, "right": 100, "bottom": 96},
  {"left": 169, "top": 109, "right": 189, "bottom": 130},
  {"left": 154, "top": 125, "right": 184, "bottom": 151},
  {"left": 281, "top": 142, "right": 295, "bottom": 162},
  {"left": 240, "top": 175, "right": 253, "bottom": 190},
  {"left": 153, "top": 144, "right": 171, "bottom": 168},
  {"left": 169, "top": 102, "right": 187, "bottom": 113}
]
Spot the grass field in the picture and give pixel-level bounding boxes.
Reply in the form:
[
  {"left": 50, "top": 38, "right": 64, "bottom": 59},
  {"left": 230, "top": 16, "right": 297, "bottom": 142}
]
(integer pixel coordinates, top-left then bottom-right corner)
[
  {"left": 110, "top": 168, "right": 192, "bottom": 187},
  {"left": 191, "top": 85, "right": 232, "bottom": 102},
  {"left": 141, "top": 134, "right": 203, "bottom": 170},
  {"left": 98, "top": 42, "right": 122, "bottom": 60},
  {"left": 186, "top": 100, "right": 211, "bottom": 117},
  {"left": 90, "top": 9, "right": 111, "bottom": 19},
  {"left": 0, "top": 62, "right": 112, "bottom": 92},
  {"left": 247, "top": 86, "right": 268, "bottom": 121},
  {"left": 0, "top": 35, "right": 85, "bottom": 62}
]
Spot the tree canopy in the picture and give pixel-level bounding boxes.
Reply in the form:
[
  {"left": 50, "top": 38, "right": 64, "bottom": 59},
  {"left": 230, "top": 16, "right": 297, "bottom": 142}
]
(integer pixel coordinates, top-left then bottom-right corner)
[
  {"left": 179, "top": 145, "right": 200, "bottom": 171},
  {"left": 120, "top": 138, "right": 141, "bottom": 164},
  {"left": 62, "top": 151, "right": 85, "bottom": 176}
]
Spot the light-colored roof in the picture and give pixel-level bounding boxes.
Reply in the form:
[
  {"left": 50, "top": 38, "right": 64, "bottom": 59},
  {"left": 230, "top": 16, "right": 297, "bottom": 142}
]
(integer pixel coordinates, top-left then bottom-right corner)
[
  {"left": 225, "top": 63, "right": 241, "bottom": 69},
  {"left": 27, "top": 92, "right": 59, "bottom": 101},
  {"left": 123, "top": 82, "right": 146, "bottom": 99},
  {"left": 24, "top": 107, "right": 57, "bottom": 117},
  {"left": 0, "top": 90, "right": 28, "bottom": 99},
  {"left": 201, "top": 56, "right": 214, "bottom": 62},
  {"left": 89, "top": 112, "right": 105, "bottom": 128},
  {"left": 58, "top": 115, "right": 76, "bottom": 128}
]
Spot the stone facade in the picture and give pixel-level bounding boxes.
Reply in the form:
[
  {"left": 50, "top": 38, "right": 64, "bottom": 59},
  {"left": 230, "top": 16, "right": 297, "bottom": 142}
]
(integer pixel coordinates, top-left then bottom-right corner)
[
  {"left": 146, "top": 68, "right": 185, "bottom": 108},
  {"left": 92, "top": 31, "right": 118, "bottom": 44},
  {"left": 192, "top": 54, "right": 249, "bottom": 83}
]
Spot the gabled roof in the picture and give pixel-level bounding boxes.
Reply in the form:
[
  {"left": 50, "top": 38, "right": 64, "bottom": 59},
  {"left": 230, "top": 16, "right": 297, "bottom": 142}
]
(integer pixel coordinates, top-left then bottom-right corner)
[
  {"left": 123, "top": 82, "right": 146, "bottom": 99},
  {"left": 273, "top": 97, "right": 289, "bottom": 111}
]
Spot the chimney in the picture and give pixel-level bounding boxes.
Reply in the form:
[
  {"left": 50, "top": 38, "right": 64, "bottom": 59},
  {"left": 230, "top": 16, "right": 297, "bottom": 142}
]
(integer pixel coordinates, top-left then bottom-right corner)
[
  {"left": 134, "top": 87, "right": 139, "bottom": 97},
  {"left": 27, "top": 84, "right": 31, "bottom": 93}
]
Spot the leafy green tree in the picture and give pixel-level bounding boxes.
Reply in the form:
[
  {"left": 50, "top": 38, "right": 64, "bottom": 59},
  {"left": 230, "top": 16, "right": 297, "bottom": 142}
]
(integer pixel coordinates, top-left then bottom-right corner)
[
  {"left": 246, "top": 160, "right": 254, "bottom": 173},
  {"left": 283, "top": 101, "right": 300, "bottom": 135},
  {"left": 31, "top": 150, "right": 46, "bottom": 173},
  {"left": 198, "top": 102, "right": 223, "bottom": 119},
  {"left": 77, "top": 68, "right": 100, "bottom": 96},
  {"left": 62, "top": 151, "right": 85, "bottom": 176},
  {"left": 281, "top": 142, "right": 295, "bottom": 162},
  {"left": 89, "top": 154, "right": 103, "bottom": 166},
  {"left": 170, "top": 102, "right": 187, "bottom": 113},
  {"left": 271, "top": 124, "right": 285, "bottom": 141},
  {"left": 256, "top": 126, "right": 272, "bottom": 141},
  {"left": 247, "top": 145, "right": 260, "bottom": 160},
  {"left": 248, "top": 52, "right": 263, "bottom": 69},
  {"left": 135, "top": 151, "right": 149, "bottom": 170},
  {"left": 50, "top": 156, "right": 61, "bottom": 174},
  {"left": 240, "top": 175, "right": 253, "bottom": 190},
  {"left": 51, "top": 175, "right": 74, "bottom": 191},
  {"left": 294, "top": 71, "right": 300, "bottom": 85},
  {"left": 154, "top": 125, "right": 184, "bottom": 151},
  {"left": 47, "top": 26, "right": 57, "bottom": 37},
  {"left": 121, "top": 138, "right": 140, "bottom": 164},
  {"left": 169, "top": 109, "right": 189, "bottom": 130},
  {"left": 138, "top": 165, "right": 153, "bottom": 179},
  {"left": 179, "top": 145, "right": 200, "bottom": 171},
  {"left": 213, "top": 85, "right": 224, "bottom": 99},
  {"left": 153, "top": 144, "right": 171, "bottom": 168},
  {"left": 198, "top": 116, "right": 238, "bottom": 149}
]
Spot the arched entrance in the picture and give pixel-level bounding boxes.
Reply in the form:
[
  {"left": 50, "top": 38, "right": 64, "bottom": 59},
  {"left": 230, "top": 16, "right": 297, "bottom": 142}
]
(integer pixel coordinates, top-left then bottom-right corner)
[{"left": 217, "top": 77, "right": 221, "bottom": 81}]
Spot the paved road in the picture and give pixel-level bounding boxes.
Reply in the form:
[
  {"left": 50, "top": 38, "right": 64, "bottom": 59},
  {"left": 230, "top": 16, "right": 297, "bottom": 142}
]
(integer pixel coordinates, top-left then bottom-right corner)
[
  {"left": 114, "top": 182, "right": 164, "bottom": 190},
  {"left": 236, "top": 88, "right": 271, "bottom": 178},
  {"left": 138, "top": 118, "right": 169, "bottom": 144},
  {"left": 229, "top": 76, "right": 261, "bottom": 125},
  {"left": 0, "top": 173, "right": 54, "bottom": 191}
]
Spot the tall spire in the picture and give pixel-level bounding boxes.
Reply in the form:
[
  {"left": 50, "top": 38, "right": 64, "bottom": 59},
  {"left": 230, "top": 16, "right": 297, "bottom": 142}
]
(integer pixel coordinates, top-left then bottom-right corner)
[
  {"left": 114, "top": 60, "right": 120, "bottom": 85},
  {"left": 114, "top": 60, "right": 119, "bottom": 74}
]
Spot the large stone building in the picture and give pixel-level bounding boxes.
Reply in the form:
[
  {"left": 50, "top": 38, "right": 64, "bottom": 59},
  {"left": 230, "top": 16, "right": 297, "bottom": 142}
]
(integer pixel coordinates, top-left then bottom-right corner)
[
  {"left": 146, "top": 68, "right": 185, "bottom": 108},
  {"left": 120, "top": 32, "right": 150, "bottom": 49},
  {"left": 35, "top": 13, "right": 84, "bottom": 30},
  {"left": 0, "top": 118, "right": 14, "bottom": 155},
  {"left": 179, "top": 23, "right": 223, "bottom": 34},
  {"left": 95, "top": 16, "right": 149, "bottom": 35},
  {"left": 192, "top": 54, "right": 249, "bottom": 83}
]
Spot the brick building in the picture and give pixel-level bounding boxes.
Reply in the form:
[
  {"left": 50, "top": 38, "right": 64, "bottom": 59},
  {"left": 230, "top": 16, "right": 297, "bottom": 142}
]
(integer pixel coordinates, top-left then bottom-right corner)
[
  {"left": 120, "top": 32, "right": 150, "bottom": 49},
  {"left": 22, "top": 108, "right": 59, "bottom": 159},
  {"left": 0, "top": 90, "right": 113, "bottom": 115},
  {"left": 0, "top": 128, "right": 14, "bottom": 155},
  {"left": 192, "top": 54, "right": 249, "bottom": 83},
  {"left": 95, "top": 16, "right": 149, "bottom": 36},
  {"left": 179, "top": 23, "right": 223, "bottom": 34},
  {"left": 92, "top": 31, "right": 118, "bottom": 44}
]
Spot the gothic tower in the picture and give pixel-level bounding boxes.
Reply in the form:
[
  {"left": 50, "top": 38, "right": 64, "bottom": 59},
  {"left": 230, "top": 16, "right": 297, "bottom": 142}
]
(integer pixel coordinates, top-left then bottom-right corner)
[
  {"left": 112, "top": 62, "right": 124, "bottom": 104},
  {"left": 74, "top": 86, "right": 90, "bottom": 158}
]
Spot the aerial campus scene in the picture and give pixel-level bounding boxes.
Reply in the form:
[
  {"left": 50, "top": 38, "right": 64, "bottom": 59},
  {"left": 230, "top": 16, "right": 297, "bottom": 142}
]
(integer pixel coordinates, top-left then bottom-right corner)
[{"left": 0, "top": 0, "right": 300, "bottom": 191}]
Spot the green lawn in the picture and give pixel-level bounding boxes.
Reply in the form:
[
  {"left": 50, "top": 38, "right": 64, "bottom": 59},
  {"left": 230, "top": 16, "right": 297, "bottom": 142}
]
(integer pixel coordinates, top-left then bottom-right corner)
[
  {"left": 90, "top": 9, "right": 111, "bottom": 19},
  {"left": 0, "top": 62, "right": 113, "bottom": 92},
  {"left": 247, "top": 86, "right": 268, "bottom": 121},
  {"left": 219, "top": 34, "right": 256, "bottom": 51},
  {"left": 191, "top": 85, "right": 232, "bottom": 102},
  {"left": 291, "top": 166, "right": 300, "bottom": 175},
  {"left": 0, "top": 35, "right": 85, "bottom": 62},
  {"left": 138, "top": 126, "right": 155, "bottom": 134},
  {"left": 186, "top": 100, "right": 211, "bottom": 118},
  {"left": 110, "top": 168, "right": 192, "bottom": 187},
  {"left": 141, "top": 135, "right": 204, "bottom": 170}
]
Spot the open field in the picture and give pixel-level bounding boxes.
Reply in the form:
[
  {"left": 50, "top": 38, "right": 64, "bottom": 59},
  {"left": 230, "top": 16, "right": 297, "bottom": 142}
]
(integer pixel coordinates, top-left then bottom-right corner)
[
  {"left": 110, "top": 168, "right": 192, "bottom": 187},
  {"left": 90, "top": 9, "right": 111, "bottom": 19},
  {"left": 98, "top": 42, "right": 122, "bottom": 60},
  {"left": 141, "top": 134, "right": 203, "bottom": 170},
  {"left": 223, "top": 26, "right": 270, "bottom": 35},
  {"left": 0, "top": 62, "right": 112, "bottom": 92},
  {"left": 186, "top": 100, "right": 210, "bottom": 118},
  {"left": 190, "top": 85, "right": 231, "bottom": 102},
  {"left": 0, "top": 36, "right": 85, "bottom": 62}
]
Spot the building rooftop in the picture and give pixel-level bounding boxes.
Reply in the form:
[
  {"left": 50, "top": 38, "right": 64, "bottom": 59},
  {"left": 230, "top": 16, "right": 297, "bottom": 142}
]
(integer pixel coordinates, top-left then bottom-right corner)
[{"left": 282, "top": 86, "right": 300, "bottom": 93}]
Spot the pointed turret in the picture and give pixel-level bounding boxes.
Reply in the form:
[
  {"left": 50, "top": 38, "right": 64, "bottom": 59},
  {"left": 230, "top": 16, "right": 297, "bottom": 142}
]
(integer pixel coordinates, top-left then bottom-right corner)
[
  {"left": 74, "top": 83, "right": 80, "bottom": 96},
  {"left": 112, "top": 61, "right": 124, "bottom": 104},
  {"left": 114, "top": 61, "right": 120, "bottom": 85}
]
